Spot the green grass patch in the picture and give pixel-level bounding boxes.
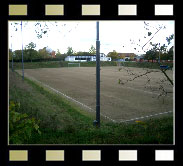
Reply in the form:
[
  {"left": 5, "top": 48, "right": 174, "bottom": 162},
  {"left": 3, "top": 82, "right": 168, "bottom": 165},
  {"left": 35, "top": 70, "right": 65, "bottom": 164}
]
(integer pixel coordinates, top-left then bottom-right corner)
[
  {"left": 120, "top": 61, "right": 173, "bottom": 69},
  {"left": 9, "top": 71, "right": 173, "bottom": 144},
  {"left": 9, "top": 61, "right": 117, "bottom": 69},
  {"left": 10, "top": 61, "right": 173, "bottom": 70}
]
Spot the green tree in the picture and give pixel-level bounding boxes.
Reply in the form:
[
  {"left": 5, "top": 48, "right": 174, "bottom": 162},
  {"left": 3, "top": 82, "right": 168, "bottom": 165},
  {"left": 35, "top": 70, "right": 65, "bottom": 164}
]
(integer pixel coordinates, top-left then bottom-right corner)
[
  {"left": 166, "top": 34, "right": 174, "bottom": 45},
  {"left": 66, "top": 47, "right": 74, "bottom": 56},
  {"left": 144, "top": 49, "right": 157, "bottom": 62},
  {"left": 56, "top": 49, "right": 67, "bottom": 61},
  {"left": 56, "top": 49, "right": 62, "bottom": 57},
  {"left": 144, "top": 42, "right": 169, "bottom": 63},
  {"left": 9, "top": 101, "right": 41, "bottom": 144},
  {"left": 167, "top": 46, "right": 173, "bottom": 60},
  {"left": 25, "top": 42, "right": 37, "bottom": 62},
  {"left": 14, "top": 50, "right": 23, "bottom": 61},
  {"left": 89, "top": 45, "right": 96, "bottom": 54},
  {"left": 107, "top": 50, "right": 118, "bottom": 61},
  {"left": 38, "top": 47, "right": 50, "bottom": 59},
  {"left": 26, "top": 42, "right": 36, "bottom": 50}
]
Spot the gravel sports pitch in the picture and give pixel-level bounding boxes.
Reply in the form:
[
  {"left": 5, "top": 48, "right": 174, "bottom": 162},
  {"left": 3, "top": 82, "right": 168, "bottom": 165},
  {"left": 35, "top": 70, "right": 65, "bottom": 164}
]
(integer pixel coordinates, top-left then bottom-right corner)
[{"left": 16, "top": 66, "right": 173, "bottom": 123}]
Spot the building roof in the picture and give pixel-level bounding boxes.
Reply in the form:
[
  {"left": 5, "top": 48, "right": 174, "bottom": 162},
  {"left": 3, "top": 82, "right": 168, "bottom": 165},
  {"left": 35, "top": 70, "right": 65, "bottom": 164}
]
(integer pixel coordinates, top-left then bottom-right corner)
[
  {"left": 68, "top": 53, "right": 105, "bottom": 57},
  {"left": 107, "top": 52, "right": 137, "bottom": 59},
  {"left": 118, "top": 53, "right": 137, "bottom": 57}
]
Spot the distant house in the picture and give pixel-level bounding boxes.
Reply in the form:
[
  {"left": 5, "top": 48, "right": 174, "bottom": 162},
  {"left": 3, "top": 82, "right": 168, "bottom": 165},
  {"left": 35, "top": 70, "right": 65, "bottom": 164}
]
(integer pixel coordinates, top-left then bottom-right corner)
[
  {"left": 65, "top": 53, "right": 111, "bottom": 62},
  {"left": 118, "top": 53, "right": 137, "bottom": 61},
  {"left": 107, "top": 52, "right": 137, "bottom": 61},
  {"left": 51, "top": 51, "right": 56, "bottom": 58},
  {"left": 135, "top": 55, "right": 145, "bottom": 62},
  {"left": 46, "top": 47, "right": 56, "bottom": 58}
]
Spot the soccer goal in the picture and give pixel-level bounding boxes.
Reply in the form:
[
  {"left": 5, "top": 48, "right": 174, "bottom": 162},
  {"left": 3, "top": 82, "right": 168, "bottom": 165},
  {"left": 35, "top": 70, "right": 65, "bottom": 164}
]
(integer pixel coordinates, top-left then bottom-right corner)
[{"left": 68, "top": 63, "right": 80, "bottom": 67}]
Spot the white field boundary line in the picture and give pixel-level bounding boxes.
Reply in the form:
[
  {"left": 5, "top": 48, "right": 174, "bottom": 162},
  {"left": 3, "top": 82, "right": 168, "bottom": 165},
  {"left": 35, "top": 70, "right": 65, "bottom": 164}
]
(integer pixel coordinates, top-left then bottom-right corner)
[
  {"left": 21, "top": 72, "right": 173, "bottom": 124},
  {"left": 23, "top": 73, "right": 117, "bottom": 123},
  {"left": 118, "top": 111, "right": 173, "bottom": 123}
]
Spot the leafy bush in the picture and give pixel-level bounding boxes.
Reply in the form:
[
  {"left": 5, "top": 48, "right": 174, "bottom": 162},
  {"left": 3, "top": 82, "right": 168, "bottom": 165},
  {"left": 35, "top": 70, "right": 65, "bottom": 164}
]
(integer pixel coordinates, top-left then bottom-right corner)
[{"left": 9, "top": 101, "right": 41, "bottom": 144}]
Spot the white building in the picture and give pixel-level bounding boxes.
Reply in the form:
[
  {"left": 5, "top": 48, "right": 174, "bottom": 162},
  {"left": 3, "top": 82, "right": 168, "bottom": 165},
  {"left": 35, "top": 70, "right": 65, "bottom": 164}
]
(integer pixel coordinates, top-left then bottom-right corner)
[{"left": 65, "top": 53, "right": 111, "bottom": 62}]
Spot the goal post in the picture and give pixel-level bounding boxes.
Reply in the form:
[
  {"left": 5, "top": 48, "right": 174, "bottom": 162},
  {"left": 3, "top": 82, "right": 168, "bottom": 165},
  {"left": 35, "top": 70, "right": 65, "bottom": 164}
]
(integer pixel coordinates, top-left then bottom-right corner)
[
  {"left": 68, "top": 63, "right": 80, "bottom": 67},
  {"left": 116, "top": 61, "right": 122, "bottom": 67},
  {"left": 116, "top": 61, "right": 125, "bottom": 67}
]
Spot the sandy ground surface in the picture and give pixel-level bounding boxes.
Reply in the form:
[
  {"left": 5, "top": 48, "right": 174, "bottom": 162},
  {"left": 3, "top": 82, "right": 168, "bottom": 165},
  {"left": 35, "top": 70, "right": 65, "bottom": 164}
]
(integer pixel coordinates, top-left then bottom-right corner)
[{"left": 16, "top": 66, "right": 173, "bottom": 122}]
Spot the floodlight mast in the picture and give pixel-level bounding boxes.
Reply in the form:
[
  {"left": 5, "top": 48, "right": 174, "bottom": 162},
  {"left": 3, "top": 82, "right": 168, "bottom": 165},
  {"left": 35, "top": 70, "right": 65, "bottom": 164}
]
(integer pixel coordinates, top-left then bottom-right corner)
[
  {"left": 11, "top": 42, "right": 14, "bottom": 72},
  {"left": 93, "top": 21, "right": 100, "bottom": 127}
]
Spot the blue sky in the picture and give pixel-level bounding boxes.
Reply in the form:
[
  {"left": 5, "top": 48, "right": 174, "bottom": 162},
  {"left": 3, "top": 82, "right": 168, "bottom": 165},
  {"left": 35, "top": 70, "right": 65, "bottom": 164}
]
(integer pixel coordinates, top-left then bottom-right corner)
[{"left": 9, "top": 20, "right": 174, "bottom": 55}]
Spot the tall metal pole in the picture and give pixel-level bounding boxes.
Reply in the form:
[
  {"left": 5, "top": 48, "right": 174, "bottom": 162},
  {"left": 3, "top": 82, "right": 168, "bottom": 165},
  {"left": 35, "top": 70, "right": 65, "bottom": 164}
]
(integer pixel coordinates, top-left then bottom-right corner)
[
  {"left": 158, "top": 43, "right": 161, "bottom": 64},
  {"left": 93, "top": 21, "right": 100, "bottom": 127},
  {"left": 21, "top": 21, "right": 24, "bottom": 80},
  {"left": 11, "top": 42, "right": 14, "bottom": 72}
]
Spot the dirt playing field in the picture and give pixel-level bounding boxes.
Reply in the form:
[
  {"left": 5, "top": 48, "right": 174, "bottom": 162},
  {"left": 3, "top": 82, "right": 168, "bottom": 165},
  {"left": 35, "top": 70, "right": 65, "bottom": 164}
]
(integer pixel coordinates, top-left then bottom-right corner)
[{"left": 16, "top": 66, "right": 173, "bottom": 122}]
